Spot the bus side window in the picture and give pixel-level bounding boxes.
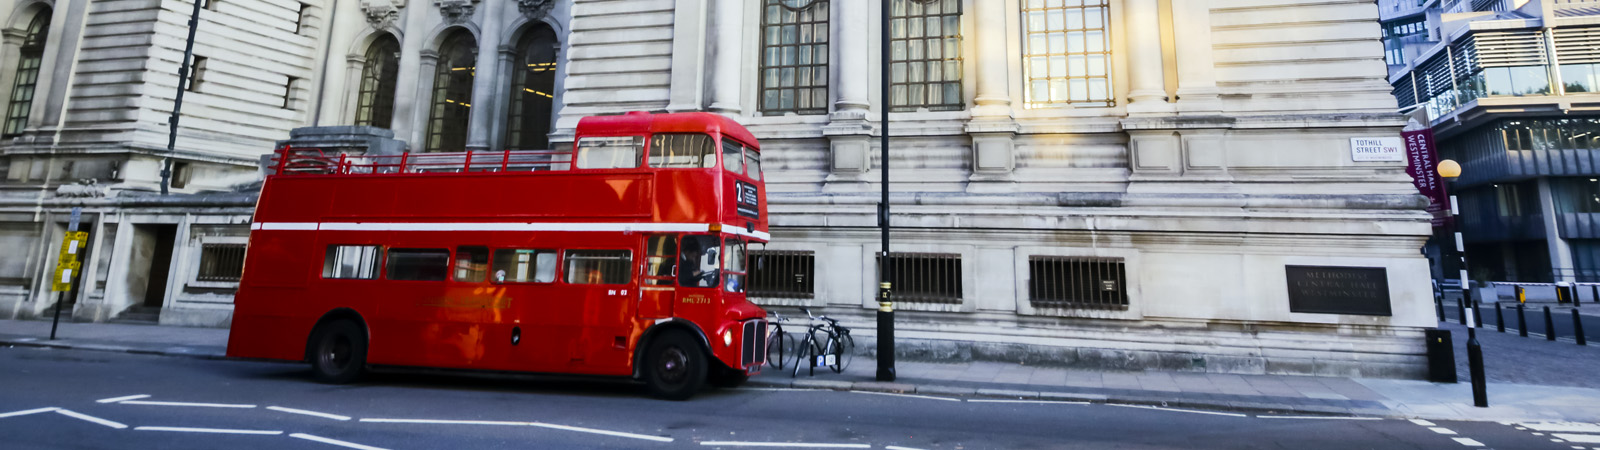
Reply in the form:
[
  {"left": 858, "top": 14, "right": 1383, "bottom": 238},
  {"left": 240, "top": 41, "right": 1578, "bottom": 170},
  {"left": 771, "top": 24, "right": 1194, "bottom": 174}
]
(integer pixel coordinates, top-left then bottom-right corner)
[
  {"left": 721, "top": 139, "right": 743, "bottom": 174},
  {"left": 566, "top": 250, "right": 632, "bottom": 285},
  {"left": 323, "top": 245, "right": 382, "bottom": 279},
  {"left": 644, "top": 235, "right": 677, "bottom": 285},
  {"left": 745, "top": 147, "right": 762, "bottom": 181},
  {"left": 678, "top": 235, "right": 720, "bottom": 288},
  {"left": 576, "top": 136, "right": 643, "bottom": 169},
  {"left": 648, "top": 134, "right": 715, "bottom": 169},
  {"left": 387, "top": 248, "right": 450, "bottom": 281},
  {"left": 454, "top": 246, "right": 488, "bottom": 282},
  {"left": 491, "top": 249, "right": 558, "bottom": 283}
]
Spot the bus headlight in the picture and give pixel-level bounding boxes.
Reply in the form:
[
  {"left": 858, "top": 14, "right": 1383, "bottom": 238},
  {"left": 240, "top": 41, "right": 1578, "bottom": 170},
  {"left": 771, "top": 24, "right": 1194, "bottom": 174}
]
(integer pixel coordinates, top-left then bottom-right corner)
[{"left": 723, "top": 330, "right": 733, "bottom": 347}]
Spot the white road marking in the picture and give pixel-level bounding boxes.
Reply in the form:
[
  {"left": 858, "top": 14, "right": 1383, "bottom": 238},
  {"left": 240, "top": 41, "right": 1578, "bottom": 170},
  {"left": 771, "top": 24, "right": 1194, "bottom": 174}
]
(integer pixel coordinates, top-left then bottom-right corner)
[
  {"left": 1555, "top": 434, "right": 1600, "bottom": 444},
  {"left": 735, "top": 388, "right": 813, "bottom": 392},
  {"left": 885, "top": 446, "right": 929, "bottom": 450},
  {"left": 119, "top": 400, "right": 256, "bottom": 408},
  {"left": 0, "top": 407, "right": 58, "bottom": 418},
  {"left": 1108, "top": 404, "right": 1249, "bottom": 418},
  {"left": 290, "top": 433, "right": 390, "bottom": 450},
  {"left": 359, "top": 418, "right": 672, "bottom": 442},
  {"left": 965, "top": 399, "right": 1089, "bottom": 405},
  {"left": 267, "top": 406, "right": 351, "bottom": 421},
  {"left": 697, "top": 442, "right": 871, "bottom": 448},
  {"left": 1257, "top": 416, "right": 1383, "bottom": 421},
  {"left": 54, "top": 409, "right": 127, "bottom": 429},
  {"left": 1411, "top": 419, "right": 1437, "bottom": 426},
  {"left": 135, "top": 426, "right": 283, "bottom": 435},
  {"left": 1524, "top": 423, "right": 1600, "bottom": 433},
  {"left": 1430, "top": 427, "right": 1458, "bottom": 435},
  {"left": 849, "top": 391, "right": 960, "bottom": 402},
  {"left": 1452, "top": 437, "right": 1484, "bottom": 447},
  {"left": 96, "top": 394, "right": 150, "bottom": 404}
]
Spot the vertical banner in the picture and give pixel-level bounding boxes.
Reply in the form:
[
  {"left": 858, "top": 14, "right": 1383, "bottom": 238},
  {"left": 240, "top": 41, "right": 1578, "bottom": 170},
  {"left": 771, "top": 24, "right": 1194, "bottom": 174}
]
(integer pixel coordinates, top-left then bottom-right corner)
[{"left": 1403, "top": 128, "right": 1450, "bottom": 227}]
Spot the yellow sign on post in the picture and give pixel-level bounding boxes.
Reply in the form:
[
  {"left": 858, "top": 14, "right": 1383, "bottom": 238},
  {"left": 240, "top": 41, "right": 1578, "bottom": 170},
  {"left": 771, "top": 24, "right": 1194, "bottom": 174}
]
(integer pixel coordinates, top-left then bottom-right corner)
[{"left": 52, "top": 231, "right": 88, "bottom": 292}]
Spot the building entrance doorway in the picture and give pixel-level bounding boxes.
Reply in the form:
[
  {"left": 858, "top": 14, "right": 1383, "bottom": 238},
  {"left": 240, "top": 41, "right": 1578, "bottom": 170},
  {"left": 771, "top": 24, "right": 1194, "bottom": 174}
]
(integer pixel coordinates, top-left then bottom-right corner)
[{"left": 131, "top": 224, "right": 177, "bottom": 309}]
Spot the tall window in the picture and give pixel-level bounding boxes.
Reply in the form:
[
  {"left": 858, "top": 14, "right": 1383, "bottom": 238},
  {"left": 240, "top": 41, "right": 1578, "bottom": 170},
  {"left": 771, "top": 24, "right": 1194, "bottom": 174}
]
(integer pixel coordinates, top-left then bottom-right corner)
[
  {"left": 758, "top": 0, "right": 829, "bottom": 115},
  {"left": 355, "top": 34, "right": 400, "bottom": 128},
  {"left": 4, "top": 9, "right": 51, "bottom": 137},
  {"left": 505, "top": 25, "right": 559, "bottom": 150},
  {"left": 890, "top": 0, "right": 962, "bottom": 112},
  {"left": 425, "top": 30, "right": 476, "bottom": 152},
  {"left": 1022, "top": 0, "right": 1113, "bottom": 108}
]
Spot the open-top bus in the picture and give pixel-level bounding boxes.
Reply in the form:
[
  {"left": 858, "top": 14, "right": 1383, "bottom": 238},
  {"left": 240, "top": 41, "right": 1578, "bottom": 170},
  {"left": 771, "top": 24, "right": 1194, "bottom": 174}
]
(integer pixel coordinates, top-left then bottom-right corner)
[{"left": 226, "top": 112, "right": 769, "bottom": 399}]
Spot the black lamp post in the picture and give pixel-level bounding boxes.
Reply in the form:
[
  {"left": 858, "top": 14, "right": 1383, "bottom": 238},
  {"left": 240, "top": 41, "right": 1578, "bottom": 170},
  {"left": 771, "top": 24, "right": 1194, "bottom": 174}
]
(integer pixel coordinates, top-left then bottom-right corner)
[
  {"left": 1439, "top": 159, "right": 1487, "bottom": 408},
  {"left": 876, "top": 0, "right": 896, "bottom": 382},
  {"left": 160, "top": 0, "right": 206, "bottom": 195}
]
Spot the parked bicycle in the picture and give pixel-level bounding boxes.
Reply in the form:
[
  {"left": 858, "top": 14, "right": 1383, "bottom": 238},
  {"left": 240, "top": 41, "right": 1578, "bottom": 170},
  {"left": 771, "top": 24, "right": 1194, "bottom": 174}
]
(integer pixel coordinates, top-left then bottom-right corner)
[
  {"left": 765, "top": 311, "right": 795, "bottom": 370},
  {"left": 791, "top": 307, "right": 855, "bottom": 377}
]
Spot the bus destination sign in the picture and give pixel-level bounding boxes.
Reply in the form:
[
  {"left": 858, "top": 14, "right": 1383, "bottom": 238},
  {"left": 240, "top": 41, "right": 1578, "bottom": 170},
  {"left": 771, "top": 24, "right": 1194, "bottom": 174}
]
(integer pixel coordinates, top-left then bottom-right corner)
[
  {"left": 1284, "top": 265, "right": 1392, "bottom": 316},
  {"left": 736, "top": 180, "right": 760, "bottom": 219}
]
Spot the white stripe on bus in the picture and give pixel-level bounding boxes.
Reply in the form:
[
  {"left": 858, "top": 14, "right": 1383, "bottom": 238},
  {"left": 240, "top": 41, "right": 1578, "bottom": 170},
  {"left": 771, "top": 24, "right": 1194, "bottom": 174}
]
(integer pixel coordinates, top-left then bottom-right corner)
[{"left": 253, "top": 221, "right": 771, "bottom": 240}]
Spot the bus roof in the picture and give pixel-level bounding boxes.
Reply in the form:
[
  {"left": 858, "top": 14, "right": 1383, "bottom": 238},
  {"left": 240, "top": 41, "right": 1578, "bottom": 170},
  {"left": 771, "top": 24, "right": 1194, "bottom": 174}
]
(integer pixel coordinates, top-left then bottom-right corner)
[{"left": 576, "top": 112, "right": 760, "bottom": 150}]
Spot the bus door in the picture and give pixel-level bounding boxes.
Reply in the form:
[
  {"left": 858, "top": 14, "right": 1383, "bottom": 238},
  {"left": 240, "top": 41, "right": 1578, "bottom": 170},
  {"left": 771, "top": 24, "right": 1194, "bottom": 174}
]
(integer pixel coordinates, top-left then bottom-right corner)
[
  {"left": 568, "top": 247, "right": 637, "bottom": 371},
  {"left": 638, "top": 234, "right": 678, "bottom": 319},
  {"left": 675, "top": 234, "right": 721, "bottom": 321}
]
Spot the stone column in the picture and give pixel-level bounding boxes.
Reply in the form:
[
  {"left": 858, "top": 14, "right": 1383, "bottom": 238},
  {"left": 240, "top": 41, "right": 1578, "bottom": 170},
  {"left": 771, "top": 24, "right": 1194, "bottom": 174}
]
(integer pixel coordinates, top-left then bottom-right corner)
[
  {"left": 489, "top": 45, "right": 515, "bottom": 149},
  {"left": 707, "top": 0, "right": 744, "bottom": 114},
  {"left": 1123, "top": 0, "right": 1168, "bottom": 115},
  {"left": 666, "top": 0, "right": 708, "bottom": 112},
  {"left": 340, "top": 56, "right": 365, "bottom": 125},
  {"left": 390, "top": 2, "right": 434, "bottom": 149},
  {"left": 466, "top": 0, "right": 509, "bottom": 151},
  {"left": 967, "top": 0, "right": 1018, "bottom": 185},
  {"left": 1171, "top": 0, "right": 1221, "bottom": 115},
  {"left": 823, "top": 0, "right": 872, "bottom": 180}
]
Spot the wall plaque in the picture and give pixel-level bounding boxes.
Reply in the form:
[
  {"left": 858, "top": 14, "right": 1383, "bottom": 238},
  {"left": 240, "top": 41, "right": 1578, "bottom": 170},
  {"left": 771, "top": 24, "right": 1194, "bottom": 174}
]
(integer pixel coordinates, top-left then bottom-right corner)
[{"left": 1285, "top": 265, "right": 1392, "bottom": 316}]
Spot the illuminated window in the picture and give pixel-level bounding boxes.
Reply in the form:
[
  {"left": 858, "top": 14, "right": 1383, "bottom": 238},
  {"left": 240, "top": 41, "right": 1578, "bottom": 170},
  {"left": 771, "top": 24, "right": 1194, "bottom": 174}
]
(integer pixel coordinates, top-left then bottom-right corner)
[
  {"left": 425, "top": 30, "right": 476, "bottom": 152},
  {"left": 890, "top": 0, "right": 963, "bottom": 111},
  {"left": 1022, "top": 0, "right": 1113, "bottom": 108},
  {"left": 758, "top": 0, "right": 829, "bottom": 115},
  {"left": 4, "top": 9, "right": 51, "bottom": 137},
  {"left": 454, "top": 246, "right": 488, "bottom": 282},
  {"left": 355, "top": 34, "right": 400, "bottom": 128},
  {"left": 491, "top": 249, "right": 557, "bottom": 283},
  {"left": 506, "top": 25, "right": 560, "bottom": 149}
]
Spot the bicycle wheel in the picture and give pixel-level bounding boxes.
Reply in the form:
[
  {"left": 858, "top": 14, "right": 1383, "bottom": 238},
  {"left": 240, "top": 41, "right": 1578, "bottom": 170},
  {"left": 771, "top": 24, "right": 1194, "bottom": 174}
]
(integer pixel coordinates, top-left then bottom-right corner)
[
  {"left": 830, "top": 332, "right": 855, "bottom": 373},
  {"left": 766, "top": 326, "right": 792, "bottom": 370},
  {"left": 791, "top": 334, "right": 815, "bottom": 377}
]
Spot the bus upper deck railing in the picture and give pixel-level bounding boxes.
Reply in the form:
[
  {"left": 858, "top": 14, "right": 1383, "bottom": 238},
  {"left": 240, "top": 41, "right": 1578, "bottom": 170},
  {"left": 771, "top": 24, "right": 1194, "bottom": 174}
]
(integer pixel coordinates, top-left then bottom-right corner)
[{"left": 273, "top": 146, "right": 574, "bottom": 176}]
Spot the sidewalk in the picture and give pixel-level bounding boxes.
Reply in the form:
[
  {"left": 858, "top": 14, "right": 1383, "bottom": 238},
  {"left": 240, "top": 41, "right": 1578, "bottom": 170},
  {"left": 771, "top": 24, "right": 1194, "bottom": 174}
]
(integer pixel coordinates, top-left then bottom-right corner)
[{"left": 6, "top": 318, "right": 1600, "bottom": 423}]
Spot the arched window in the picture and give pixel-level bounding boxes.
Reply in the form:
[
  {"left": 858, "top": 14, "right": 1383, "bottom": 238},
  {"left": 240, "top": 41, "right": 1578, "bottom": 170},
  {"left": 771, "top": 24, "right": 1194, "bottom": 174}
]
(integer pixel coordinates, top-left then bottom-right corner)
[
  {"left": 505, "top": 25, "right": 559, "bottom": 150},
  {"left": 4, "top": 9, "right": 52, "bottom": 137},
  {"left": 354, "top": 34, "right": 400, "bottom": 129},
  {"left": 425, "top": 30, "right": 476, "bottom": 152}
]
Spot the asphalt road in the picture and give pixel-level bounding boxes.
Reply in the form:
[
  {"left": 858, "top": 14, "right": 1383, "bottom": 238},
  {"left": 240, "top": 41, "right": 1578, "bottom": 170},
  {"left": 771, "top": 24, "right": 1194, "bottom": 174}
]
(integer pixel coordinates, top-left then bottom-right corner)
[{"left": 1, "top": 346, "right": 1591, "bottom": 450}]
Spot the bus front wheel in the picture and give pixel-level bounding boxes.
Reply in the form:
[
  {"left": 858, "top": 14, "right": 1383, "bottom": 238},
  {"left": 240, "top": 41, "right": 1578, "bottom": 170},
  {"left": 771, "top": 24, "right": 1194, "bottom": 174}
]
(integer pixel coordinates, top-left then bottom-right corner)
[
  {"left": 643, "top": 331, "right": 706, "bottom": 400},
  {"left": 309, "top": 320, "right": 367, "bottom": 384}
]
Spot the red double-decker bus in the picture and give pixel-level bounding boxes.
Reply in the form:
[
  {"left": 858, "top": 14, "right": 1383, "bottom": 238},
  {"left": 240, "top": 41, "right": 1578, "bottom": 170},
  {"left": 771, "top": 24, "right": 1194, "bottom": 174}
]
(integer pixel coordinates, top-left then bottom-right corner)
[{"left": 226, "top": 112, "right": 769, "bottom": 399}]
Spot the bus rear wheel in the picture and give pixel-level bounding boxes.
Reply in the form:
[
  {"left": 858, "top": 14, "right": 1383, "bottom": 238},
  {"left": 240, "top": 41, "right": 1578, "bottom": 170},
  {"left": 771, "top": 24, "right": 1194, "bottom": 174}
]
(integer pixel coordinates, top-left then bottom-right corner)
[
  {"left": 643, "top": 331, "right": 706, "bottom": 400},
  {"left": 309, "top": 320, "right": 366, "bottom": 384}
]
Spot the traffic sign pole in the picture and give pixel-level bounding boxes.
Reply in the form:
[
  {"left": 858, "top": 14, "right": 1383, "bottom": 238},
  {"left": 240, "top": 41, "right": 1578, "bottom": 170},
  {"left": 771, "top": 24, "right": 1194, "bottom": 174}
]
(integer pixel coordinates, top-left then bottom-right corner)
[{"left": 50, "top": 207, "right": 84, "bottom": 340}]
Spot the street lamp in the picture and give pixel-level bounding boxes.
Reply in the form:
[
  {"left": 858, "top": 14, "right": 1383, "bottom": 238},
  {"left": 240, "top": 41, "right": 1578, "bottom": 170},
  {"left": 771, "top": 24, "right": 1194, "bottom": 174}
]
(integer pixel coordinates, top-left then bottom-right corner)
[
  {"left": 1438, "top": 159, "right": 1487, "bottom": 408},
  {"left": 875, "top": 0, "right": 896, "bottom": 382}
]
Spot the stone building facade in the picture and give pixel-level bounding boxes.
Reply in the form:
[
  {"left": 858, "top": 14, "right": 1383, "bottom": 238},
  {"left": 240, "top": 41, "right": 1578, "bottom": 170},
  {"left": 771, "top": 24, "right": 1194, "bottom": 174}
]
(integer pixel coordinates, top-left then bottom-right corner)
[{"left": 1, "top": 0, "right": 1437, "bottom": 377}]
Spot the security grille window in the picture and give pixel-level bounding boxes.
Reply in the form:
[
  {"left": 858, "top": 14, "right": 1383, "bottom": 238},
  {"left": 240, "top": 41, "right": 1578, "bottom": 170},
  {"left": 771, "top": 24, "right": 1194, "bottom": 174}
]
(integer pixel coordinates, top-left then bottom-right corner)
[
  {"left": 323, "top": 245, "right": 381, "bottom": 279},
  {"left": 890, "top": 0, "right": 963, "bottom": 112},
  {"left": 506, "top": 25, "right": 560, "bottom": 150},
  {"left": 187, "top": 57, "right": 208, "bottom": 92},
  {"left": 566, "top": 250, "right": 632, "bottom": 285},
  {"left": 877, "top": 252, "right": 962, "bottom": 303},
  {"left": 491, "top": 249, "right": 558, "bottom": 283},
  {"left": 3, "top": 10, "right": 50, "bottom": 137},
  {"left": 758, "top": 0, "right": 829, "bottom": 115},
  {"left": 425, "top": 30, "right": 477, "bottom": 152},
  {"left": 454, "top": 246, "right": 488, "bottom": 282},
  {"left": 648, "top": 133, "right": 716, "bottom": 169},
  {"left": 1027, "top": 256, "right": 1128, "bottom": 310},
  {"left": 386, "top": 248, "right": 450, "bottom": 281},
  {"left": 1022, "top": 0, "right": 1113, "bottom": 108},
  {"left": 355, "top": 35, "right": 400, "bottom": 128},
  {"left": 748, "top": 250, "right": 815, "bottom": 298},
  {"left": 196, "top": 244, "right": 246, "bottom": 282}
]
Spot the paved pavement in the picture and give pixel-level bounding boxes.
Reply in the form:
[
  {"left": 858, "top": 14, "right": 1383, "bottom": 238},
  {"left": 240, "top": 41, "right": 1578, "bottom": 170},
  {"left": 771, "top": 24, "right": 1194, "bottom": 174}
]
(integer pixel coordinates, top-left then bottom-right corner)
[
  {"left": 7, "top": 317, "right": 1600, "bottom": 424},
  {"left": 5, "top": 347, "right": 1598, "bottom": 449}
]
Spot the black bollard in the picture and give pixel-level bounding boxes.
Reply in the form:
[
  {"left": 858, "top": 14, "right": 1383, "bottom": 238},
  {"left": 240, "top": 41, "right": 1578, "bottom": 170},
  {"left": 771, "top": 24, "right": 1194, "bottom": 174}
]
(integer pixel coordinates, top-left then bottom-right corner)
[
  {"left": 1518, "top": 304, "right": 1528, "bottom": 337},
  {"left": 1497, "top": 304, "right": 1505, "bottom": 333},
  {"left": 1473, "top": 297, "right": 1484, "bottom": 329},
  {"left": 1437, "top": 297, "right": 1446, "bottom": 322},
  {"left": 1467, "top": 327, "right": 1488, "bottom": 408},
  {"left": 1458, "top": 293, "right": 1468, "bottom": 325},
  {"left": 1576, "top": 309, "right": 1588, "bottom": 346},
  {"left": 1546, "top": 306, "right": 1557, "bottom": 341}
]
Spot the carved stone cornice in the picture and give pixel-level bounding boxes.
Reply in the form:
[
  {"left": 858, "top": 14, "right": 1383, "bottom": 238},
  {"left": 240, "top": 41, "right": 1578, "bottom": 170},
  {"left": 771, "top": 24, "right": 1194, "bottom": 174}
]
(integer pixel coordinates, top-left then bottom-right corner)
[
  {"left": 517, "top": 0, "right": 554, "bottom": 20},
  {"left": 359, "top": 0, "right": 404, "bottom": 29},
  {"left": 435, "top": 0, "right": 478, "bottom": 24}
]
